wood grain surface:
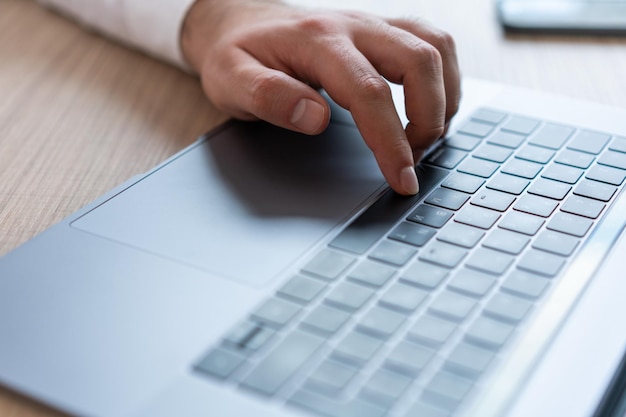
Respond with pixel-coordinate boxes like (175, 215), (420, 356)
(1, 0), (625, 415)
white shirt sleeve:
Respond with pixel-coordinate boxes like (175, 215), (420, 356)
(37, 0), (197, 69)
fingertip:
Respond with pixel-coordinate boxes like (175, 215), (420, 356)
(290, 98), (329, 134)
(399, 166), (419, 195)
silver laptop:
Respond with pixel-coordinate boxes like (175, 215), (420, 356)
(2, 77), (626, 417)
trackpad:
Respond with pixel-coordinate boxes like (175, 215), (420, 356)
(71, 121), (385, 287)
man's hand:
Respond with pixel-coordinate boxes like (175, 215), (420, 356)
(182, 0), (460, 195)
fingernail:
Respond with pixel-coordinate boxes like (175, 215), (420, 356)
(291, 98), (326, 134)
(400, 166), (420, 195)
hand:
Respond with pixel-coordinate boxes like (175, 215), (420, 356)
(182, 0), (460, 195)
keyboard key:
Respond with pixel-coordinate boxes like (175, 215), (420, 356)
(307, 360), (358, 393)
(465, 248), (515, 276)
(471, 108), (507, 125)
(561, 195), (605, 219)
(408, 204), (453, 228)
(541, 164), (584, 184)
(389, 222), (436, 247)
(513, 194), (559, 217)
(361, 368), (414, 406)
(278, 275), (327, 304)
(448, 268), (497, 297)
(423, 371), (473, 409)
(458, 121), (494, 137)
(501, 159), (543, 179)
(528, 124), (575, 150)
(457, 157), (500, 178)
(484, 293), (532, 323)
(195, 347), (247, 380)
(437, 222), (485, 248)
(401, 261), (450, 289)
(598, 150), (626, 170)
(302, 249), (355, 280)
(333, 331), (384, 365)
(609, 137), (626, 153)
(429, 291), (477, 322)
(385, 341), (435, 376)
(573, 179), (617, 202)
(473, 143), (513, 163)
(547, 212), (593, 237)
(487, 130), (525, 149)
(501, 270), (550, 299)
(527, 178), (572, 200)
(290, 389), (387, 417)
(555, 149), (595, 169)
(301, 304), (351, 335)
(426, 147), (468, 169)
(455, 205), (501, 229)
(379, 283), (429, 313)
(325, 281), (375, 312)
(465, 316), (514, 349)
(516, 145), (555, 164)
(482, 229), (530, 255)
(501, 116), (540, 135)
(348, 260), (396, 287)
(486, 173), (530, 195)
(224, 321), (274, 352)
(357, 306), (406, 339)
(567, 130), (611, 155)
(445, 343), (495, 377)
(426, 188), (471, 211)
(406, 402), (451, 417)
(252, 297), (302, 328)
(586, 164), (626, 186)
(518, 250), (565, 277)
(445, 133), (481, 151)
(499, 211), (545, 235)
(419, 241), (468, 268)
(442, 172), (485, 194)
(369, 240), (416, 266)
(242, 330), (324, 395)
(532, 230), (580, 257)
(471, 189), (516, 212)
(408, 315), (457, 346)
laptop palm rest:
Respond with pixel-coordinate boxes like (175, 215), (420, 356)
(71, 121), (386, 287)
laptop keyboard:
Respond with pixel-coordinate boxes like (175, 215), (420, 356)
(192, 108), (626, 417)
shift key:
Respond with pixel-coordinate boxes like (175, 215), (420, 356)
(241, 331), (324, 396)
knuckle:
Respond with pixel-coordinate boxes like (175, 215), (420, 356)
(430, 30), (457, 59)
(356, 74), (391, 102)
(295, 15), (341, 38)
(412, 43), (443, 71)
(248, 72), (285, 114)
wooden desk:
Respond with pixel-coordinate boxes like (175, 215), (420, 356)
(1, 0), (625, 415)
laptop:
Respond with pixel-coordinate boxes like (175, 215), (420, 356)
(2, 76), (626, 417)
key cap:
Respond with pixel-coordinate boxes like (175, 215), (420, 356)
(357, 306), (406, 339)
(427, 147), (468, 169)
(445, 342), (495, 377)
(457, 157), (499, 178)
(333, 331), (384, 365)
(448, 268), (497, 297)
(547, 212), (593, 237)
(423, 371), (474, 409)
(501, 159), (543, 179)
(278, 275), (327, 304)
(302, 249), (355, 280)
(252, 297), (301, 328)
(598, 150), (626, 170)
(473, 143), (513, 163)
(408, 204), (453, 228)
(532, 230), (580, 256)
(224, 321), (274, 352)
(348, 260), (396, 287)
(406, 401), (451, 417)
(541, 164), (584, 184)
(609, 137), (626, 153)
(242, 330), (324, 395)
(389, 222), (436, 247)
(361, 368), (414, 406)
(385, 341), (435, 376)
(586, 164), (626, 186)
(195, 347), (247, 380)
(466, 316), (514, 349)
(437, 222), (485, 248)
(567, 130), (611, 155)
(379, 283), (429, 313)
(486, 173), (530, 195)
(429, 291), (477, 322)
(561, 195), (605, 219)
(369, 240), (416, 266)
(527, 178), (571, 200)
(487, 130), (526, 149)
(301, 304), (351, 335)
(502, 270), (550, 299)
(514, 194), (559, 217)
(442, 172), (485, 194)
(401, 261), (450, 289)
(484, 293), (532, 323)
(518, 250), (565, 277)
(465, 248), (514, 276)
(290, 389), (387, 417)
(454, 205), (501, 229)
(458, 121), (494, 137)
(426, 188), (471, 210)
(471, 108), (507, 125)
(573, 179), (616, 202)
(501, 116), (540, 135)
(419, 241), (468, 268)
(516, 145), (555, 164)
(482, 229), (530, 255)
(555, 149), (595, 169)
(471, 189), (516, 212)
(325, 281), (375, 312)
(445, 133), (481, 151)
(528, 124), (574, 150)
(408, 315), (457, 346)
(307, 360), (358, 394)
(499, 211), (545, 235)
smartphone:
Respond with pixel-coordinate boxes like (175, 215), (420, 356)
(497, 0), (626, 35)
